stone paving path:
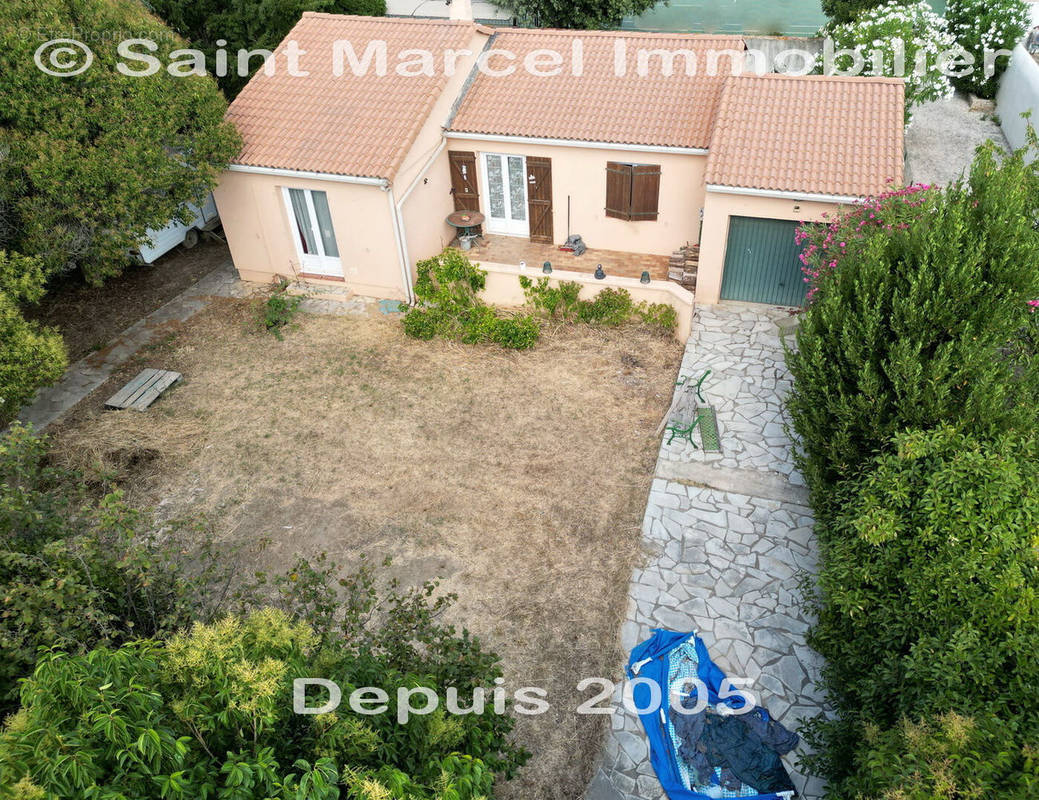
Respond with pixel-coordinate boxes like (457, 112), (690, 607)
(587, 304), (828, 800)
(15, 261), (378, 431)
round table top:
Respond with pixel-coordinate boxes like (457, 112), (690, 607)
(446, 211), (485, 228)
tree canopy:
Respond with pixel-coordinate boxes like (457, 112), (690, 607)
(147, 0), (387, 98)
(0, 0), (241, 285)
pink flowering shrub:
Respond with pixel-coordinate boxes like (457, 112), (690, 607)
(795, 182), (937, 302)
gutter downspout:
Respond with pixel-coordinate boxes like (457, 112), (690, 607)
(391, 137), (448, 306)
(386, 185), (415, 306)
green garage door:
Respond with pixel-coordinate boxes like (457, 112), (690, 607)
(720, 216), (808, 307)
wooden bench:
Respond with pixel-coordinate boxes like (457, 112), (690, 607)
(105, 369), (181, 411)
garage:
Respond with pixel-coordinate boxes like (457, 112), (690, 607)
(719, 216), (808, 307)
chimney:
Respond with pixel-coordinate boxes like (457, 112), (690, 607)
(449, 0), (473, 22)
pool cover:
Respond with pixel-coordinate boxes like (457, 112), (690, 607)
(626, 629), (798, 800)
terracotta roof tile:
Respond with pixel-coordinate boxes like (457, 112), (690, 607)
(227, 13), (480, 180)
(448, 29), (746, 149)
(704, 73), (905, 198)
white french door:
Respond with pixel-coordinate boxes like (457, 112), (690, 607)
(480, 153), (528, 237)
(283, 187), (342, 276)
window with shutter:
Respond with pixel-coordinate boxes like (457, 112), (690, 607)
(604, 162), (660, 221)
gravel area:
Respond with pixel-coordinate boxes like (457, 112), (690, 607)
(905, 93), (1009, 187)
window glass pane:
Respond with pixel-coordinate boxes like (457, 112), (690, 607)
(310, 190), (339, 258)
(508, 156), (526, 221)
(288, 189), (317, 254)
(486, 155), (505, 219)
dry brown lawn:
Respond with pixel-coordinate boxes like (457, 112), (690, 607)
(52, 298), (682, 800)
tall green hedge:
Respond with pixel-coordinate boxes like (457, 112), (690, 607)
(786, 142), (1039, 510)
(789, 140), (1039, 797)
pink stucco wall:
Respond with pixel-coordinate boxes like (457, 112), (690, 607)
(435, 137), (707, 256)
(213, 171), (406, 298)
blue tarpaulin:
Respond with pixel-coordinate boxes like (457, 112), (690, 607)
(626, 629), (797, 800)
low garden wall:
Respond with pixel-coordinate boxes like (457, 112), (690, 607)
(475, 261), (695, 342)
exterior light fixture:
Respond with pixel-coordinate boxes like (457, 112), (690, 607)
(519, 260), (526, 270)
(594, 264), (606, 280)
(640, 271), (651, 284)
(543, 261), (552, 274)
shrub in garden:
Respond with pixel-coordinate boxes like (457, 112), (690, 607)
(0, 609), (514, 799)
(786, 141), (1039, 501)
(802, 428), (1039, 795)
(844, 713), (1039, 799)
(822, 1), (954, 119)
(519, 276), (678, 334)
(945, 0), (1029, 98)
(254, 279), (304, 340)
(402, 249), (541, 349)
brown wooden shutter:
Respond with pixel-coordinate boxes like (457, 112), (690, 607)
(526, 156), (554, 244)
(448, 150), (480, 234)
(605, 162), (633, 220)
(630, 164), (661, 220)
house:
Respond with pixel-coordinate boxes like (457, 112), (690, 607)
(213, 11), (904, 336)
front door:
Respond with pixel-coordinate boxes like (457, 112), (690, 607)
(481, 153), (528, 236)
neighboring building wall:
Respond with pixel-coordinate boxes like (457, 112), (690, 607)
(397, 31), (489, 270)
(476, 260), (695, 341)
(214, 171), (405, 298)
(997, 44), (1039, 161)
(441, 137), (708, 255)
(696, 190), (844, 304)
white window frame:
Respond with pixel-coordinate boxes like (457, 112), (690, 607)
(479, 153), (529, 237)
(282, 186), (343, 277)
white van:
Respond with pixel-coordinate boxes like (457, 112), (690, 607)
(136, 194), (220, 264)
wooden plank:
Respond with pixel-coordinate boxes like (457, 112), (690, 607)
(130, 371), (181, 410)
(105, 369), (181, 410)
(105, 369), (159, 409)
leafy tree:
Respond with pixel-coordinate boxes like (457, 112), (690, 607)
(822, 1), (953, 119)
(945, 0), (1029, 98)
(0, 610), (516, 799)
(0, 0), (240, 284)
(786, 140), (1039, 506)
(489, 0), (656, 29)
(0, 254), (66, 426)
(147, 0), (387, 99)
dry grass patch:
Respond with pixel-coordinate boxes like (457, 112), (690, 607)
(52, 298), (682, 800)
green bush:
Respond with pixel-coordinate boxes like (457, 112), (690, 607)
(0, 609), (511, 799)
(576, 288), (635, 325)
(403, 249), (541, 350)
(787, 142), (1039, 506)
(255, 279), (304, 340)
(808, 429), (1039, 725)
(945, 0), (1030, 98)
(802, 429), (1039, 795)
(519, 276), (678, 335)
(839, 712), (1039, 799)
(0, 252), (67, 427)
